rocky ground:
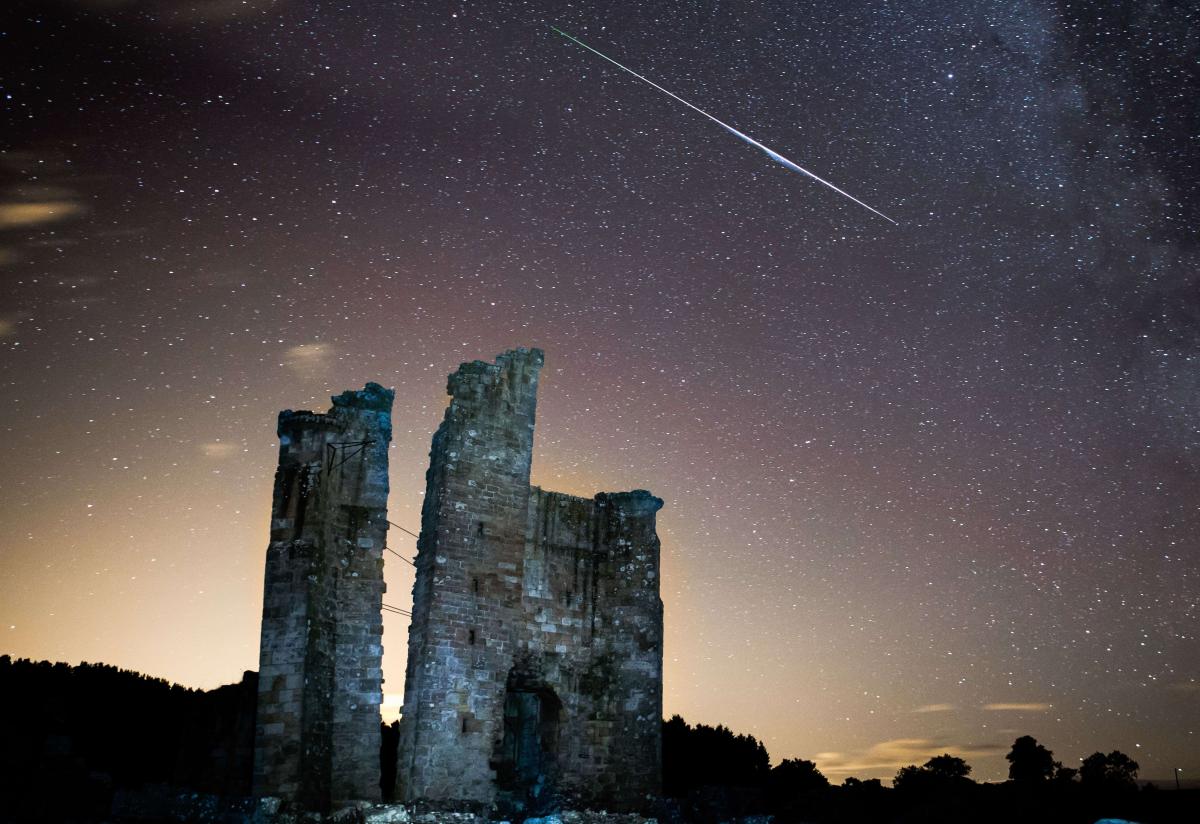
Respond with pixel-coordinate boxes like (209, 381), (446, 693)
(110, 790), (663, 824)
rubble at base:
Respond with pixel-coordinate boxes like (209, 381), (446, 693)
(111, 791), (660, 824)
(331, 804), (658, 824)
(362, 810), (655, 824)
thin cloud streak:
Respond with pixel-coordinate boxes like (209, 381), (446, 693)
(814, 738), (1006, 777)
(0, 201), (85, 230)
(200, 442), (239, 459)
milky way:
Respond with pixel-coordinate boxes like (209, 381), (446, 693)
(1, 0), (1197, 783)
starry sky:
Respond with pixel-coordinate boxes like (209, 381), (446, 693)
(2, 0), (1197, 784)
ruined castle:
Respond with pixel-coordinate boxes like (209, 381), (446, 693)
(253, 349), (664, 813)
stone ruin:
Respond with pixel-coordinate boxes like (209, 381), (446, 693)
(254, 349), (665, 815)
(253, 382), (393, 810)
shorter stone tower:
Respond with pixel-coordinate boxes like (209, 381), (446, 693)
(254, 383), (393, 810)
(397, 349), (664, 812)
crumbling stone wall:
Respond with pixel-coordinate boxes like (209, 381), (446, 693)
(254, 383), (394, 810)
(397, 349), (663, 812)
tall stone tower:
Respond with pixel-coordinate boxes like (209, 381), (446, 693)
(397, 349), (664, 813)
(253, 383), (393, 810)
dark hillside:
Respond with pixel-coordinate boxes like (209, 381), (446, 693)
(0, 655), (255, 820)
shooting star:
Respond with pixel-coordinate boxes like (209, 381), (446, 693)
(550, 25), (897, 226)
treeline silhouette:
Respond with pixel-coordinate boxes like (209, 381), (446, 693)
(0, 655), (255, 820)
(661, 714), (1192, 824)
(1, 657), (1191, 823)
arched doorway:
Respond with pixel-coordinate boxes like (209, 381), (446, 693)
(498, 685), (561, 811)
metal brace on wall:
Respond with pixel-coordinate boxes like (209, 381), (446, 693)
(324, 439), (375, 473)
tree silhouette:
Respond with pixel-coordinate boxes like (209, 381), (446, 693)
(767, 758), (829, 810)
(1079, 750), (1139, 789)
(1006, 735), (1057, 782)
(0, 655), (257, 819)
(892, 764), (930, 793)
(923, 754), (971, 780)
(661, 714), (771, 797)
(893, 754), (973, 795)
(1051, 764), (1078, 784)
(380, 720), (400, 802)
(770, 758), (829, 792)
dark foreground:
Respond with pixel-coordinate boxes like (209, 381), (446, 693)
(1, 657), (1192, 823)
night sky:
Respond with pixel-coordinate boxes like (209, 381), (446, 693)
(2, 0), (1197, 784)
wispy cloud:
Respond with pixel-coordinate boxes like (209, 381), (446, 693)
(284, 342), (335, 378)
(0, 154), (89, 236)
(0, 313), (21, 337)
(913, 703), (956, 713)
(814, 738), (1005, 777)
(0, 200), (85, 230)
(200, 442), (238, 459)
(983, 703), (1052, 712)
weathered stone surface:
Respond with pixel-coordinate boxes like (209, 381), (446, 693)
(254, 383), (394, 811)
(363, 804), (413, 824)
(397, 349), (664, 813)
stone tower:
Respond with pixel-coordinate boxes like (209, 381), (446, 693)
(253, 383), (393, 810)
(397, 349), (664, 812)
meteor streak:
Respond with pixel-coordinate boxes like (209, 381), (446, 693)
(550, 25), (897, 225)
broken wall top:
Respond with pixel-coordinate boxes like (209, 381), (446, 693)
(277, 382), (395, 439)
